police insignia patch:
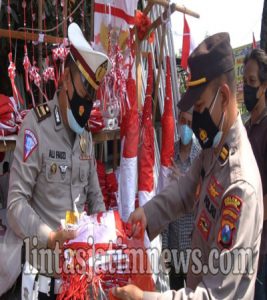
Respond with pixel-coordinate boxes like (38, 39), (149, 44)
(24, 129), (38, 162)
(217, 218), (236, 249)
(223, 195), (242, 214)
(197, 209), (211, 241)
(207, 176), (224, 207)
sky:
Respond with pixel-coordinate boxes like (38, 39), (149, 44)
(171, 0), (264, 54)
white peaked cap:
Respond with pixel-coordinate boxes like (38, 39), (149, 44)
(68, 22), (112, 90)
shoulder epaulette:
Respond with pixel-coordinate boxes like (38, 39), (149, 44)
(33, 103), (51, 122)
(218, 144), (229, 164)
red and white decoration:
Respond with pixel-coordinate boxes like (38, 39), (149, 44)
(118, 66), (139, 221)
(181, 14), (195, 71)
(138, 53), (155, 207)
(157, 56), (175, 193)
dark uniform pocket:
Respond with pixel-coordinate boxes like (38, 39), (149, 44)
(45, 159), (71, 184)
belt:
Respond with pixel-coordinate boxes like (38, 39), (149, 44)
(38, 275), (61, 295)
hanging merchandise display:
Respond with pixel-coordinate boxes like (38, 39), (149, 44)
(138, 52), (155, 207)
(157, 56), (175, 192)
(118, 57), (139, 222)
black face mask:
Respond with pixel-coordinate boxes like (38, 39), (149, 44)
(192, 89), (223, 149)
(243, 84), (259, 112)
(67, 71), (93, 128)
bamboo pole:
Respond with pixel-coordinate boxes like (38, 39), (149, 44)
(142, 2), (199, 42)
(38, 0), (43, 103)
(148, 0), (200, 19)
(153, 23), (166, 123)
(0, 29), (64, 44)
(136, 26), (142, 112)
(63, 0), (68, 37)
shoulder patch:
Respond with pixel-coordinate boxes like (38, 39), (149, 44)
(24, 129), (38, 162)
(217, 194), (242, 250)
(33, 103), (51, 122)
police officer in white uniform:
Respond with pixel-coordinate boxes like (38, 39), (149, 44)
(0, 23), (111, 299)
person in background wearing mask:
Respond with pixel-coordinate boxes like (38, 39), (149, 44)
(113, 32), (263, 300)
(162, 108), (201, 290)
(243, 48), (267, 300)
(0, 23), (111, 299)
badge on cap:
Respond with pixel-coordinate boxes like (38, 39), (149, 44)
(24, 129), (38, 162)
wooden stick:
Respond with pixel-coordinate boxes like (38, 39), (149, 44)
(0, 29), (64, 44)
(63, 0), (68, 37)
(135, 26), (142, 112)
(153, 24), (166, 123)
(143, 2), (154, 16)
(148, 0), (200, 18)
(38, 0), (43, 104)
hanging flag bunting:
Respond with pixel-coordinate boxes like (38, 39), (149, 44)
(138, 52), (154, 207)
(157, 56), (175, 193)
(181, 14), (195, 71)
(118, 64), (139, 222)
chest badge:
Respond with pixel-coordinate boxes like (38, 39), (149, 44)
(59, 165), (68, 179)
(79, 136), (87, 154)
(50, 163), (57, 174)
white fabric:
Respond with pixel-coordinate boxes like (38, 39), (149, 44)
(37, 275), (61, 295)
(21, 261), (38, 300)
(157, 165), (172, 193)
(65, 211), (118, 245)
(138, 190), (155, 207)
(118, 138), (137, 222)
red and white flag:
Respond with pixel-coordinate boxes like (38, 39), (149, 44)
(157, 56), (175, 193)
(181, 15), (195, 71)
(138, 53), (155, 207)
(93, 0), (138, 53)
(118, 67), (139, 221)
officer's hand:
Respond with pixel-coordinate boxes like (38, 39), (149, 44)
(127, 207), (147, 239)
(47, 229), (76, 249)
(112, 284), (143, 300)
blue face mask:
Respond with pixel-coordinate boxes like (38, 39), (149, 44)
(180, 124), (193, 145)
(67, 108), (84, 135)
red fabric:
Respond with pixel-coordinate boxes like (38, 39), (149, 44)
(88, 108), (105, 133)
(252, 32), (257, 49)
(120, 68), (139, 158)
(181, 15), (190, 70)
(58, 211), (155, 300)
(161, 57), (175, 167)
(134, 10), (155, 43)
(94, 3), (135, 25)
(138, 53), (154, 192)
